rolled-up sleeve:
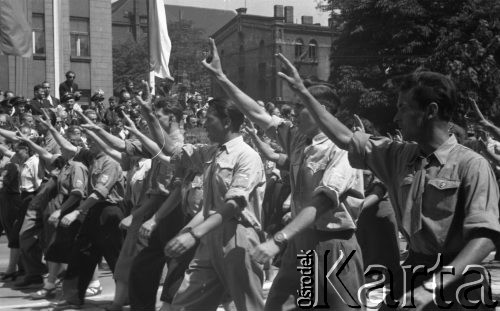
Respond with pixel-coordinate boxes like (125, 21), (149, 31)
(225, 151), (265, 209)
(124, 139), (148, 157)
(70, 162), (88, 197)
(313, 149), (364, 208)
(180, 144), (215, 173)
(462, 157), (500, 239)
(93, 160), (122, 200)
(348, 131), (415, 185)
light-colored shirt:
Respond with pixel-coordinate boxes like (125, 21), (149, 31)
(348, 132), (500, 255)
(19, 154), (43, 193)
(267, 116), (364, 232)
(178, 136), (266, 231)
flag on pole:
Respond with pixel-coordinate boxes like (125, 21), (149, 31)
(0, 0), (32, 57)
(149, 0), (173, 81)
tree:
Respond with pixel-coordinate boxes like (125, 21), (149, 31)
(112, 19), (211, 98)
(322, 0), (500, 133)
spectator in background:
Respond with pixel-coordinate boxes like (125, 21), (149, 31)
(280, 104), (295, 122)
(103, 97), (119, 126)
(31, 85), (50, 115)
(59, 71), (78, 96)
(264, 102), (280, 117)
(41, 81), (60, 109)
(4, 90), (15, 99)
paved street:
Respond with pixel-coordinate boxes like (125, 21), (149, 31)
(1, 234), (500, 310)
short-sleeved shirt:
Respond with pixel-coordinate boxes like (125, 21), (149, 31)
(19, 154), (44, 193)
(348, 132), (500, 255)
(54, 160), (88, 209)
(124, 129), (184, 196)
(121, 153), (151, 209)
(266, 116), (364, 232)
(87, 153), (125, 205)
(177, 136), (266, 231)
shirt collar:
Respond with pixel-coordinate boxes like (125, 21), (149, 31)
(311, 132), (329, 146)
(220, 135), (244, 154)
(431, 135), (458, 165)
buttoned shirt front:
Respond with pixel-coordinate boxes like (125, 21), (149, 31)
(178, 136), (266, 231)
(349, 133), (500, 255)
(267, 116), (364, 232)
(55, 160), (88, 209)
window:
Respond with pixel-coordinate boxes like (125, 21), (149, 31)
(32, 14), (45, 55)
(309, 40), (317, 59)
(294, 39), (303, 58)
(70, 18), (90, 57)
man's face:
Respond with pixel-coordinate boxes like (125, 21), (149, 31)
(393, 90), (426, 142)
(189, 117), (198, 127)
(16, 147), (29, 162)
(295, 105), (319, 138)
(86, 136), (100, 156)
(23, 116), (34, 127)
(66, 73), (75, 83)
(86, 113), (98, 123)
(67, 133), (82, 147)
(109, 100), (116, 108)
(42, 83), (50, 96)
(17, 105), (25, 114)
(204, 108), (226, 144)
(0, 115), (7, 127)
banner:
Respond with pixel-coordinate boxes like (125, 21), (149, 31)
(0, 0), (32, 57)
(149, 0), (173, 80)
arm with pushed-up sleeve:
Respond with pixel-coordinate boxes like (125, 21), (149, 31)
(126, 126), (171, 164)
(191, 149), (264, 238)
(84, 130), (122, 162)
(348, 131), (416, 186)
(247, 130), (289, 167)
(59, 162), (88, 213)
(76, 158), (122, 219)
(279, 149), (363, 239)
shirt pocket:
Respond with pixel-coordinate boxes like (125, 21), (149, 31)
(215, 161), (234, 188)
(423, 179), (460, 219)
(399, 175), (414, 213)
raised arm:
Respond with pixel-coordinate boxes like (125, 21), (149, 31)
(244, 121), (285, 163)
(16, 129), (54, 164)
(77, 110), (127, 152)
(39, 110), (77, 156)
(122, 113), (170, 164)
(276, 53), (353, 150)
(83, 128), (122, 162)
(470, 98), (500, 141)
(0, 144), (15, 158)
(202, 38), (273, 130)
(0, 128), (19, 142)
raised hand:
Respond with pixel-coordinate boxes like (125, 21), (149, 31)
(122, 112), (138, 132)
(394, 129), (403, 142)
(243, 119), (257, 136)
(201, 38), (224, 77)
(135, 80), (154, 113)
(14, 126), (29, 141)
(353, 114), (365, 133)
(469, 97), (493, 128)
(275, 53), (306, 92)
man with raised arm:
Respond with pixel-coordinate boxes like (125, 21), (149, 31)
(203, 38), (365, 310)
(275, 53), (500, 310)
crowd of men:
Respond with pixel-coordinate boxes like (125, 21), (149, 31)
(0, 38), (499, 311)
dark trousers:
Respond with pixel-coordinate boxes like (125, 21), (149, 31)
(0, 192), (22, 248)
(356, 199), (400, 274)
(128, 203), (184, 311)
(19, 179), (57, 278)
(63, 202), (124, 304)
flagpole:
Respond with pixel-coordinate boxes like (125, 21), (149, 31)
(146, 0), (155, 95)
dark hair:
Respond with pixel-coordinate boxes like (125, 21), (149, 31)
(61, 92), (74, 103)
(65, 70), (75, 78)
(34, 84), (43, 92)
(306, 83), (341, 116)
(394, 71), (457, 122)
(155, 98), (183, 122)
(281, 104), (293, 118)
(207, 98), (245, 132)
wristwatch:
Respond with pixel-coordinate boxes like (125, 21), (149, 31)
(273, 231), (288, 249)
(186, 227), (200, 241)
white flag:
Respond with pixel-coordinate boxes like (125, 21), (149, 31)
(149, 0), (172, 80)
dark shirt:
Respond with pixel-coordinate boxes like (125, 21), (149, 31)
(59, 81), (79, 96)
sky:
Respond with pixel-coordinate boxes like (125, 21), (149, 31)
(162, 0), (329, 26)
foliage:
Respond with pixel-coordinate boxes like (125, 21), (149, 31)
(322, 0), (500, 133)
(112, 19), (211, 98)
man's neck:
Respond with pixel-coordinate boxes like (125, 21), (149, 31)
(220, 132), (240, 145)
(418, 122), (450, 156)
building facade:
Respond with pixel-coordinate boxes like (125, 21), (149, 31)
(0, 0), (113, 102)
(211, 5), (335, 103)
